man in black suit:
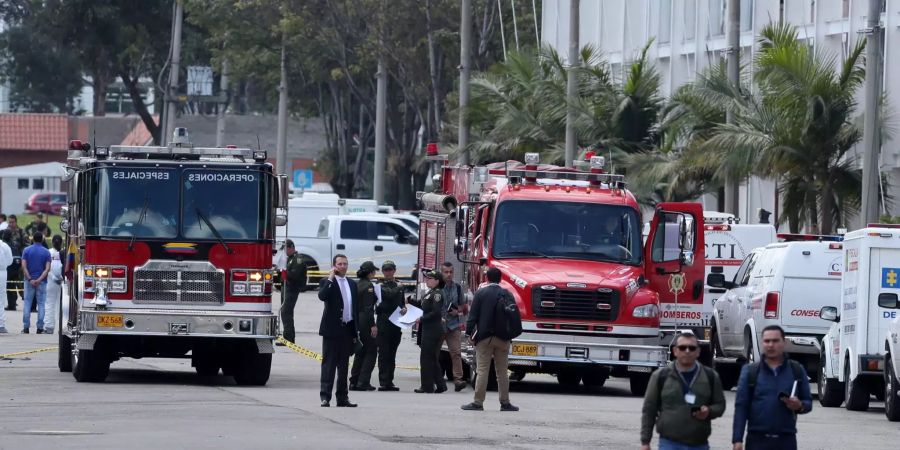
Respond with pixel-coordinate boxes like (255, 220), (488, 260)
(317, 254), (360, 407)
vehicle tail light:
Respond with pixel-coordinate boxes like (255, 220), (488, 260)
(232, 271), (247, 281)
(82, 265), (127, 293)
(111, 268), (126, 278)
(764, 292), (780, 319)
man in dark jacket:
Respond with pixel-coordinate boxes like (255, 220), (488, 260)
(350, 261), (379, 391)
(641, 332), (727, 450)
(376, 260), (405, 391)
(0, 215), (27, 311)
(279, 239), (306, 344)
(317, 254), (360, 407)
(461, 267), (518, 412)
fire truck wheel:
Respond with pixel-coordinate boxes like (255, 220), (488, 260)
(72, 348), (110, 383)
(194, 360), (220, 377)
(885, 356), (900, 421)
(233, 352), (272, 386)
(581, 369), (607, 388)
(58, 333), (73, 372)
(629, 373), (651, 396)
(556, 371), (581, 388)
(844, 361), (870, 411)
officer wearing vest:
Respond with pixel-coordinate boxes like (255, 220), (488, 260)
(375, 260), (405, 391)
(280, 239), (307, 344)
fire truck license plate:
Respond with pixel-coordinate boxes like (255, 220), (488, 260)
(512, 344), (538, 357)
(96, 314), (123, 328)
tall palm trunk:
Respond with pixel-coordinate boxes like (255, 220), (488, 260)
(818, 168), (835, 235)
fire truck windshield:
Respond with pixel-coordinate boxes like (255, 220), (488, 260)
(492, 200), (642, 265)
(84, 167), (179, 238)
(181, 169), (270, 240)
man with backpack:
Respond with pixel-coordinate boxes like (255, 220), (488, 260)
(641, 331), (726, 450)
(732, 325), (812, 450)
(461, 267), (520, 412)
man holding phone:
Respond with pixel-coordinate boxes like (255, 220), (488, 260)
(732, 325), (812, 450)
(641, 332), (726, 450)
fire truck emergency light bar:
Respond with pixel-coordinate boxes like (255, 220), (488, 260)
(506, 168), (625, 186)
(103, 145), (266, 161)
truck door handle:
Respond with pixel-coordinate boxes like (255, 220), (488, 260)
(336, 244), (345, 250)
(374, 246), (383, 251)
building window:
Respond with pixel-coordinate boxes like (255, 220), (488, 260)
(842, 0), (850, 18)
(709, 0), (725, 36)
(32, 179), (44, 190)
(659, 0), (672, 43)
(18, 178), (29, 189)
(741, 0), (754, 31)
(684, 0), (697, 40)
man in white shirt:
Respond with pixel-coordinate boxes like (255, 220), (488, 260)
(0, 239), (13, 332)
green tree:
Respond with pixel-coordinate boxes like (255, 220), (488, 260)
(0, 24), (83, 113)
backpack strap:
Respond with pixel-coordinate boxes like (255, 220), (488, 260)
(747, 359), (804, 397)
(655, 367), (670, 404)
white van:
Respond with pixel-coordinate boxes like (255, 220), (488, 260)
(819, 226), (900, 414)
(708, 235), (843, 388)
(884, 294), (900, 421)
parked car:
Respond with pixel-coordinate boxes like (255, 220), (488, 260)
(24, 192), (66, 215)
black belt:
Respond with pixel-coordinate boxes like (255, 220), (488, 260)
(749, 432), (793, 438)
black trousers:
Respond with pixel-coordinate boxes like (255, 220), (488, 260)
(280, 287), (300, 342)
(746, 433), (797, 450)
(6, 267), (19, 309)
(419, 329), (446, 392)
(320, 332), (354, 402)
(350, 332), (377, 387)
(377, 318), (402, 387)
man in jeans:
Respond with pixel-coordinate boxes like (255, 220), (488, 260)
(440, 262), (466, 391)
(641, 332), (727, 450)
(461, 267), (518, 412)
(20, 232), (51, 333)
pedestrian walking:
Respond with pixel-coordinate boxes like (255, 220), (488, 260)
(20, 232), (51, 334)
(44, 235), (65, 334)
(0, 238), (12, 333)
(350, 261), (379, 391)
(461, 267), (519, 411)
(0, 214), (26, 311)
(317, 254), (359, 408)
(279, 239), (306, 344)
(732, 325), (812, 450)
(408, 270), (447, 394)
(376, 260), (405, 391)
(440, 262), (467, 391)
(640, 332), (727, 450)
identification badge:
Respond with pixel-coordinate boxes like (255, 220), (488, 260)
(684, 392), (696, 404)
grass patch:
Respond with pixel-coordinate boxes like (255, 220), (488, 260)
(12, 214), (64, 238)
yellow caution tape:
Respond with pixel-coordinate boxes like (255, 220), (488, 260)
(0, 346), (58, 359)
(276, 336), (419, 371)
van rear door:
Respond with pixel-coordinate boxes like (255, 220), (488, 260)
(869, 247), (900, 355)
(779, 244), (843, 332)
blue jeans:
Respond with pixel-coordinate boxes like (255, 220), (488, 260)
(22, 280), (47, 330)
(658, 438), (710, 450)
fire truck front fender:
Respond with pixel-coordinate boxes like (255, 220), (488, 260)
(76, 309), (278, 342)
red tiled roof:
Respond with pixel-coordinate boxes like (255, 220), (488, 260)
(0, 113), (69, 151)
(121, 116), (158, 146)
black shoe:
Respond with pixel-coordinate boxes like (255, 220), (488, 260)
(461, 402), (484, 411)
(500, 403), (519, 412)
(275, 341), (286, 347)
(348, 385), (363, 391)
(358, 384), (376, 391)
(414, 388), (433, 394)
(435, 387), (448, 394)
(378, 385), (400, 392)
(454, 382), (467, 392)
(320, 400), (330, 407)
(336, 400), (357, 407)
(21, 329), (29, 334)
(36, 329), (44, 334)
(3, 307), (14, 311)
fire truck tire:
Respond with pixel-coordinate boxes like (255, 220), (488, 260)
(630, 373), (651, 396)
(844, 362), (870, 411)
(885, 356), (900, 422)
(581, 371), (607, 388)
(556, 371), (581, 388)
(233, 352), (272, 386)
(72, 348), (110, 383)
(58, 333), (73, 372)
(195, 361), (220, 377)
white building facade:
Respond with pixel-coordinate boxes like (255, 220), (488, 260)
(543, 0), (898, 228)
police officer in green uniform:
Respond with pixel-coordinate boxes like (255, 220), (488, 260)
(280, 239), (307, 344)
(411, 270), (447, 393)
(350, 261), (379, 391)
(376, 260), (405, 391)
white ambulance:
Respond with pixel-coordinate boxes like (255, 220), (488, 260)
(884, 294), (900, 421)
(819, 226), (900, 413)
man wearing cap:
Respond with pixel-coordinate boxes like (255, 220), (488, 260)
(350, 261), (380, 391)
(376, 260), (406, 391)
(279, 239), (306, 344)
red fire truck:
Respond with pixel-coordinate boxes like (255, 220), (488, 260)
(57, 129), (287, 385)
(417, 152), (704, 395)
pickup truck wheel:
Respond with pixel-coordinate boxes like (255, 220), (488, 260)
(630, 373), (651, 396)
(72, 348), (110, 383)
(233, 352), (272, 386)
(818, 350), (845, 407)
(886, 356), (900, 421)
(845, 362), (870, 411)
(556, 371), (581, 388)
(58, 332), (73, 372)
(744, 333), (757, 364)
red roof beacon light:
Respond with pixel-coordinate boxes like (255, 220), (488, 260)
(426, 142), (439, 156)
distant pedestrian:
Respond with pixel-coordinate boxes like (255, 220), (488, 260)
(641, 332), (727, 450)
(350, 261), (379, 391)
(20, 232), (51, 334)
(0, 238), (12, 333)
(732, 325), (812, 450)
(0, 214), (26, 311)
(440, 262), (467, 391)
(317, 254), (359, 408)
(44, 235), (65, 334)
(0, 213), (7, 231)
(375, 260), (405, 391)
(279, 239), (306, 344)
(409, 270), (447, 394)
(461, 267), (519, 411)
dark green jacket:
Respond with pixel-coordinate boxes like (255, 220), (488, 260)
(640, 362), (727, 446)
(285, 253), (307, 289)
(376, 279), (405, 323)
(416, 288), (444, 341)
(356, 278), (378, 331)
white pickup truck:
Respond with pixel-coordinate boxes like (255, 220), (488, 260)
(291, 214), (419, 280)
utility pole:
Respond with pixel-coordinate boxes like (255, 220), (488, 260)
(723, 0), (740, 215)
(861, 0), (885, 224)
(276, 31), (288, 176)
(374, 57), (387, 204)
(215, 58), (229, 147)
(458, 0), (472, 165)
(564, 0), (579, 168)
(162, 0), (184, 146)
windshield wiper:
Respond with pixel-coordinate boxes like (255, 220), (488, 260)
(499, 250), (550, 258)
(128, 195), (150, 252)
(196, 208), (233, 254)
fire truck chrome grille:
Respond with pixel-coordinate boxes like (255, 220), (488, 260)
(133, 265), (225, 305)
(531, 288), (619, 321)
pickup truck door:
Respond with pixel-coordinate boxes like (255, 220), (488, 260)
(720, 253), (754, 351)
(333, 219), (371, 268)
(372, 220), (419, 278)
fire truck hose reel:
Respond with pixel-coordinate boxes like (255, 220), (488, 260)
(420, 193), (457, 213)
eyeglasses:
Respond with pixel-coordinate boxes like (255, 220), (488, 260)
(676, 345), (699, 352)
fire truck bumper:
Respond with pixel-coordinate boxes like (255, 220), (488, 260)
(76, 308), (278, 339)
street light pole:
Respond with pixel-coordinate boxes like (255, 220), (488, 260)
(276, 30), (288, 176)
(215, 58), (228, 148)
(162, 0), (184, 146)
(564, 0), (579, 168)
(458, 0), (472, 165)
(724, 0), (740, 215)
(861, 0), (885, 224)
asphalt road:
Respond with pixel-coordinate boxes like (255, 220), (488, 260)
(1, 291), (899, 449)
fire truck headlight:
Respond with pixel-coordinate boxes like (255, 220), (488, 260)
(632, 304), (659, 318)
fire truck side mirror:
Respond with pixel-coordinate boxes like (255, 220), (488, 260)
(275, 214), (287, 227)
(276, 174), (289, 208)
(59, 206), (70, 234)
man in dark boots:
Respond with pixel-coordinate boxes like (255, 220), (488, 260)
(376, 260), (405, 391)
